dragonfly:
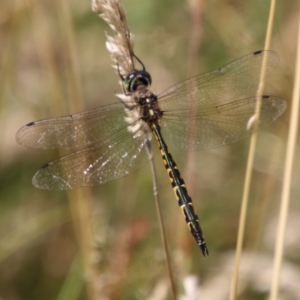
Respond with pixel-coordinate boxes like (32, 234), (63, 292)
(16, 50), (286, 256)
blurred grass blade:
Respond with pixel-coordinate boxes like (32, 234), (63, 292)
(269, 10), (300, 300)
(57, 255), (84, 300)
(230, 0), (278, 299)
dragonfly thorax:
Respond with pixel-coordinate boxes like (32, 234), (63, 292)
(133, 88), (162, 123)
(124, 69), (152, 92)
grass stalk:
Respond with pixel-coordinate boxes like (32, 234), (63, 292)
(93, 1), (177, 298)
(145, 143), (177, 300)
(230, 0), (277, 299)
(269, 12), (300, 300)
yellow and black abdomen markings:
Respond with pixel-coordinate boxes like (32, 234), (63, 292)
(151, 123), (209, 256)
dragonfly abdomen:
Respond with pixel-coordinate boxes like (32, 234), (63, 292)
(151, 123), (209, 256)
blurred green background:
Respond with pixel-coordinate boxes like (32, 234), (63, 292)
(0, 0), (299, 299)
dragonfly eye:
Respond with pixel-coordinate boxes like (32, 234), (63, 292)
(124, 70), (152, 92)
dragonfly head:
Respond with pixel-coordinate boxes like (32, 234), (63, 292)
(124, 70), (152, 92)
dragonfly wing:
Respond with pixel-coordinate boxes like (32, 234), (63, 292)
(32, 126), (151, 190)
(161, 96), (286, 150)
(158, 50), (279, 108)
(16, 102), (126, 149)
